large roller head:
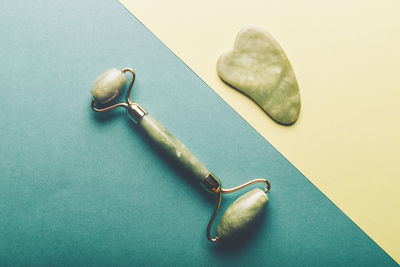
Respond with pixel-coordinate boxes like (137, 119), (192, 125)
(216, 188), (269, 240)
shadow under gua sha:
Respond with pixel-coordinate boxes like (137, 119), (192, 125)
(217, 26), (301, 125)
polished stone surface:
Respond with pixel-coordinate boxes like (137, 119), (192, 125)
(217, 188), (268, 239)
(0, 0), (396, 265)
(91, 68), (126, 104)
(217, 26), (300, 125)
(139, 114), (210, 183)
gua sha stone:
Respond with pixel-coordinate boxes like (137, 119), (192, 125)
(91, 68), (127, 104)
(216, 188), (269, 240)
(217, 26), (301, 125)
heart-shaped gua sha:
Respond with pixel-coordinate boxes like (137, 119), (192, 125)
(217, 26), (301, 125)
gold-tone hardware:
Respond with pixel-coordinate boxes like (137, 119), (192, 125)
(207, 192), (221, 243)
(91, 68), (137, 113)
(127, 103), (147, 124)
(90, 67), (273, 244)
(201, 173), (221, 194)
(221, 178), (271, 194)
(206, 178), (271, 243)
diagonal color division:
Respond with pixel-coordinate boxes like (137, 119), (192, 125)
(0, 0), (397, 265)
(119, 0), (400, 263)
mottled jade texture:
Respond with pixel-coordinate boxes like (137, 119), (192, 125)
(139, 115), (210, 182)
(217, 26), (301, 125)
(91, 68), (126, 104)
(216, 188), (268, 239)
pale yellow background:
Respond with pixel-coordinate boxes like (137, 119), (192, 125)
(120, 0), (400, 262)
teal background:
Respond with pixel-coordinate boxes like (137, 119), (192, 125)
(0, 0), (397, 266)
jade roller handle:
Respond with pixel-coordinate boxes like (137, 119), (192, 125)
(127, 104), (221, 194)
(91, 68), (270, 242)
(133, 111), (269, 241)
(90, 68), (221, 193)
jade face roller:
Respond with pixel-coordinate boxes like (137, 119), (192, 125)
(90, 68), (271, 242)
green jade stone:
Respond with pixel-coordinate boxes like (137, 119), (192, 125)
(90, 69), (270, 240)
(89, 68), (211, 184)
(217, 26), (301, 125)
(216, 188), (269, 240)
(138, 114), (210, 183)
(91, 68), (127, 104)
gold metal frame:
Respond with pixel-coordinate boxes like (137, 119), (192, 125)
(206, 178), (271, 242)
(90, 67), (272, 243)
(91, 68), (135, 112)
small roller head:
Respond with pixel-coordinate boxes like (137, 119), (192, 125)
(91, 68), (127, 104)
(216, 188), (268, 240)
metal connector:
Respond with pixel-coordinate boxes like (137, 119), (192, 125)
(201, 173), (221, 194)
(127, 103), (147, 124)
